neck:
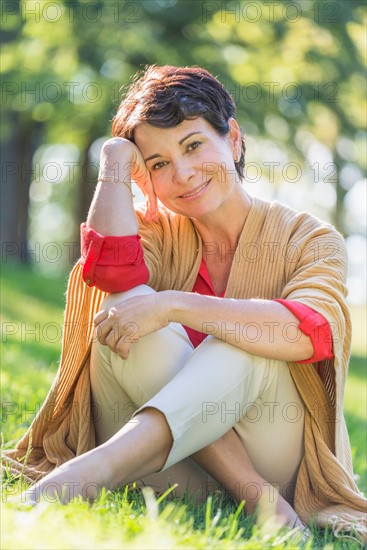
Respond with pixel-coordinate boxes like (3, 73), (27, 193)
(192, 187), (252, 252)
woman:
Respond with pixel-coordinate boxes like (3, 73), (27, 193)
(5, 65), (366, 542)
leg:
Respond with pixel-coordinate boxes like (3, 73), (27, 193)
(23, 407), (173, 503)
(192, 429), (305, 528)
(90, 285), (194, 444)
(24, 328), (302, 507)
(21, 284), (213, 504)
(134, 337), (304, 522)
(90, 285), (217, 498)
(137, 336), (288, 467)
(22, 324), (259, 504)
(233, 357), (305, 505)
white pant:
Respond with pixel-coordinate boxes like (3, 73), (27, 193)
(90, 285), (305, 503)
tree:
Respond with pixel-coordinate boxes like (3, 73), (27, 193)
(1, 0), (365, 272)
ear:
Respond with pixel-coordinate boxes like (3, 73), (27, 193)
(227, 118), (242, 158)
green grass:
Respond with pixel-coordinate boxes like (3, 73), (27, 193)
(1, 262), (366, 549)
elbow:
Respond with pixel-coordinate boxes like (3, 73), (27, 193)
(91, 264), (150, 293)
(289, 334), (315, 363)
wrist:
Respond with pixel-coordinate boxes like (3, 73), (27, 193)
(97, 176), (135, 198)
(99, 141), (135, 183)
(159, 290), (183, 324)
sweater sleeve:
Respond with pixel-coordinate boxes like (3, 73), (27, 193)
(80, 223), (149, 293)
(274, 299), (334, 364)
(279, 217), (350, 377)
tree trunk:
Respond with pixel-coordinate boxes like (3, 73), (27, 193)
(1, 112), (43, 264)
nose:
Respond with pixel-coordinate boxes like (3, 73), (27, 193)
(172, 158), (196, 186)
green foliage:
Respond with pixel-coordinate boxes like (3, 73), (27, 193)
(1, 0), (366, 273)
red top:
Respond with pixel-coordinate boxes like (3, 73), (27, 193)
(80, 223), (334, 364)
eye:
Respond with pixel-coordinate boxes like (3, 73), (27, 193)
(152, 161), (167, 171)
(187, 141), (201, 152)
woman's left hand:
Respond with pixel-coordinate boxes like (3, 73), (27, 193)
(94, 293), (170, 359)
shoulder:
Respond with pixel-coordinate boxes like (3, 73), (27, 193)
(263, 198), (345, 243)
(249, 196), (347, 267)
(269, 199), (334, 230)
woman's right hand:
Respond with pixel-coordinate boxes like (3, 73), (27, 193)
(99, 137), (158, 222)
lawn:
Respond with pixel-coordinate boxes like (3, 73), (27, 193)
(1, 262), (366, 549)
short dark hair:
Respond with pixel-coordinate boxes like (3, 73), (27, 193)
(112, 65), (246, 179)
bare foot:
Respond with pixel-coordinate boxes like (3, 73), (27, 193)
(274, 493), (306, 530)
(248, 488), (308, 535)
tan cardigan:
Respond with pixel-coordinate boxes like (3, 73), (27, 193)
(4, 197), (366, 542)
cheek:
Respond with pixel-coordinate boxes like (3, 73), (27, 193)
(151, 174), (170, 199)
(152, 180), (167, 200)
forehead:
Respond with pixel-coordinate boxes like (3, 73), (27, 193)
(134, 117), (214, 148)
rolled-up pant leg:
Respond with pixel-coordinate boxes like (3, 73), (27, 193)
(90, 285), (218, 498)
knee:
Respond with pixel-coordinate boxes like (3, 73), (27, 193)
(100, 284), (156, 310)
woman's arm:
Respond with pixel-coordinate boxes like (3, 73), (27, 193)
(162, 291), (314, 362)
(94, 290), (313, 362)
(86, 137), (157, 236)
(80, 138), (156, 291)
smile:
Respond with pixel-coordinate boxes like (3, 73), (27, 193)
(179, 180), (211, 199)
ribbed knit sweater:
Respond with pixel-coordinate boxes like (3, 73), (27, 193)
(4, 196), (366, 542)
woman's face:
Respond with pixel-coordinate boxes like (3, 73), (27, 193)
(134, 117), (242, 219)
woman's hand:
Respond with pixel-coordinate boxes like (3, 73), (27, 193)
(99, 137), (158, 222)
(94, 292), (170, 359)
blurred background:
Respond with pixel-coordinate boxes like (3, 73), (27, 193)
(1, 0), (366, 311)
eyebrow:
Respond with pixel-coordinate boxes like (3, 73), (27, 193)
(144, 132), (202, 163)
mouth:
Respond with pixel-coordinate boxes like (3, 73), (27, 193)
(179, 179), (211, 200)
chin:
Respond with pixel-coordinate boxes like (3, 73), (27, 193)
(158, 201), (183, 216)
(159, 196), (222, 219)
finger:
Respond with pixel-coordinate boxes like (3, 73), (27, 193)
(145, 193), (158, 223)
(104, 325), (121, 351)
(94, 309), (109, 326)
(96, 323), (109, 345)
(148, 192), (158, 220)
(145, 183), (157, 212)
(116, 339), (131, 360)
(144, 204), (153, 223)
(97, 320), (118, 346)
(105, 328), (131, 358)
(137, 166), (157, 221)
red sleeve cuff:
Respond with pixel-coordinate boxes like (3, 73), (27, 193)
(274, 299), (334, 364)
(80, 223), (149, 292)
